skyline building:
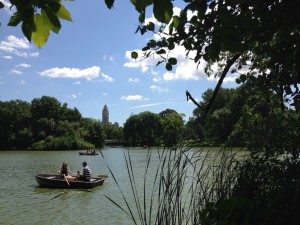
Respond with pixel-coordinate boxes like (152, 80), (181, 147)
(102, 104), (109, 124)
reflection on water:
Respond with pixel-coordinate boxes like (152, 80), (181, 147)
(0, 147), (243, 225)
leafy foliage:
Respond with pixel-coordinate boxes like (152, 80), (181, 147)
(5, 0), (72, 47)
(0, 96), (105, 150)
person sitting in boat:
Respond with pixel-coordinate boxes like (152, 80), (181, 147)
(60, 163), (69, 176)
(77, 161), (91, 181)
(60, 163), (75, 181)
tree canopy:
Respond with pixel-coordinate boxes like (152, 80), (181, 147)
(129, 0), (300, 114)
(2, 0), (299, 113)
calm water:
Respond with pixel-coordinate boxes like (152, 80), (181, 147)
(0, 147), (164, 225)
(0, 147), (242, 225)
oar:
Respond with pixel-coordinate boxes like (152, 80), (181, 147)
(64, 174), (70, 187)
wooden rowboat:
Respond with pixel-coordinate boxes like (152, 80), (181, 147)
(35, 174), (105, 189)
(79, 152), (99, 156)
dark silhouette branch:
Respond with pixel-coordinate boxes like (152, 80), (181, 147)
(186, 90), (205, 110)
(186, 53), (241, 116)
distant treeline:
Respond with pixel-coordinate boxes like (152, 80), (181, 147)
(0, 96), (121, 150)
(1, 83), (299, 150)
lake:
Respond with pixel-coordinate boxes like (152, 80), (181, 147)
(0, 147), (242, 225)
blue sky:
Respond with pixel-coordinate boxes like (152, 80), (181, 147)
(0, 0), (238, 126)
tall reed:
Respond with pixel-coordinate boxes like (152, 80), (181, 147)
(100, 146), (240, 225)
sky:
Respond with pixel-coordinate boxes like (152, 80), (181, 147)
(0, 0), (239, 126)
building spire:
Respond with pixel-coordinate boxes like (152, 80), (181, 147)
(102, 104), (109, 124)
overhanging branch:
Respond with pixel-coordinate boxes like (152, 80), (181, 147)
(186, 53), (241, 116)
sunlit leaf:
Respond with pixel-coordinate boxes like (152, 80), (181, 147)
(56, 4), (72, 21)
(42, 8), (61, 33)
(32, 14), (50, 48)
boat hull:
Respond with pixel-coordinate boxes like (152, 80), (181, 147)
(79, 152), (99, 156)
(35, 174), (104, 189)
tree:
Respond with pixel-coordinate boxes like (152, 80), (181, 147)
(123, 111), (163, 146)
(0, 0), (72, 48)
(0, 100), (32, 149)
(159, 109), (184, 147)
(128, 0), (300, 114)
(3, 1), (299, 109)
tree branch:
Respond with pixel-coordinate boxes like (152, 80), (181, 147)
(186, 53), (241, 116)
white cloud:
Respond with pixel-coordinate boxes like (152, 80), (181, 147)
(10, 70), (22, 75)
(66, 93), (82, 99)
(124, 50), (160, 72)
(153, 77), (161, 82)
(130, 101), (175, 109)
(103, 55), (114, 62)
(123, 7), (238, 84)
(16, 63), (31, 68)
(39, 66), (109, 81)
(121, 95), (149, 101)
(19, 79), (26, 85)
(2, 55), (12, 59)
(102, 93), (108, 96)
(0, 35), (39, 58)
(128, 78), (140, 83)
(74, 81), (81, 85)
(124, 45), (207, 81)
(149, 85), (168, 93)
(2, 0), (14, 14)
(100, 73), (114, 82)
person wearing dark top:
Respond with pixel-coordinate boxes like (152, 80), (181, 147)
(60, 163), (69, 176)
(60, 162), (75, 181)
(77, 162), (91, 181)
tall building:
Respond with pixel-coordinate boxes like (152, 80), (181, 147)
(102, 104), (109, 124)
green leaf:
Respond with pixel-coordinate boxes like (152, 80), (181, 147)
(42, 8), (61, 33)
(56, 4), (72, 21)
(240, 74), (247, 82)
(130, 0), (152, 13)
(153, 0), (173, 23)
(0, 2), (4, 8)
(147, 22), (155, 31)
(131, 51), (138, 59)
(168, 42), (175, 50)
(8, 12), (22, 27)
(142, 46), (150, 51)
(168, 57), (177, 65)
(156, 49), (166, 55)
(166, 62), (172, 71)
(21, 7), (35, 42)
(172, 16), (180, 29)
(138, 10), (145, 23)
(32, 14), (50, 48)
(148, 39), (156, 48)
(105, 0), (114, 9)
